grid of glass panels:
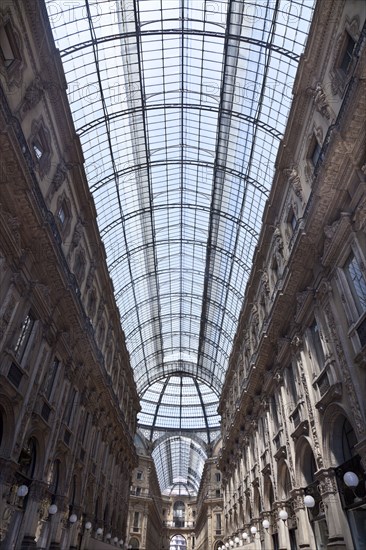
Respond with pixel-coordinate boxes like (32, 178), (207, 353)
(152, 435), (207, 495)
(139, 375), (220, 434)
(46, 0), (315, 494)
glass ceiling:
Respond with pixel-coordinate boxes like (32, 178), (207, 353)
(45, 0), (315, 494)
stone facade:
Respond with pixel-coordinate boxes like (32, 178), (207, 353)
(217, 1), (366, 549)
(0, 2), (140, 549)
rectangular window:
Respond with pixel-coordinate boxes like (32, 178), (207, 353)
(345, 253), (366, 315)
(14, 312), (35, 361)
(310, 319), (325, 368)
(215, 472), (221, 482)
(133, 511), (139, 531)
(7, 362), (23, 388)
(136, 471), (143, 480)
(82, 412), (90, 444)
(43, 357), (59, 401)
(0, 21), (20, 69)
(215, 513), (221, 530)
(340, 32), (355, 73)
(311, 139), (322, 167)
(57, 203), (66, 226)
(64, 388), (77, 426)
(286, 364), (298, 405)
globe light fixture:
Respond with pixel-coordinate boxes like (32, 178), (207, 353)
(230, 540), (234, 547)
(114, 537), (119, 543)
(250, 526), (257, 535)
(235, 536), (240, 545)
(106, 533), (112, 539)
(343, 471), (359, 488)
(242, 532), (248, 540)
(119, 540), (124, 547)
(262, 519), (270, 529)
(279, 510), (288, 522)
(17, 485), (29, 497)
(225, 543), (230, 548)
(48, 504), (58, 515)
(85, 521), (92, 530)
(304, 495), (315, 508)
(96, 527), (103, 536)
(69, 514), (77, 524)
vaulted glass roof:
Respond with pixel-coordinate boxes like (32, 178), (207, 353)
(45, 0), (315, 494)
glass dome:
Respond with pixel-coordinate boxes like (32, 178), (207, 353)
(45, 0), (315, 494)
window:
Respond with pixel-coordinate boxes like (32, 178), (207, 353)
(341, 418), (357, 462)
(81, 412), (90, 444)
(55, 195), (72, 238)
(0, 19), (20, 70)
(64, 388), (77, 427)
(345, 252), (366, 316)
(14, 312), (35, 362)
(339, 32), (355, 74)
(310, 137), (322, 167)
(133, 511), (139, 531)
(136, 487), (141, 496)
(309, 319), (325, 369)
(57, 203), (66, 227)
(215, 513), (221, 531)
(215, 472), (221, 482)
(30, 119), (52, 177)
(136, 471), (143, 480)
(286, 364), (298, 406)
(43, 357), (60, 401)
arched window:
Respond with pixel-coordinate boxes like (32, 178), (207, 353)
(170, 534), (187, 550)
(341, 418), (357, 463)
(173, 501), (185, 528)
(19, 437), (37, 478)
(48, 459), (60, 494)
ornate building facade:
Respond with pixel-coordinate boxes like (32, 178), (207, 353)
(0, 1), (140, 549)
(218, 0), (366, 549)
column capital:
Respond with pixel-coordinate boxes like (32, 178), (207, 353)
(315, 468), (338, 497)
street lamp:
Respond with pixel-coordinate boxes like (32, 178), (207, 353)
(250, 526), (257, 535)
(17, 485), (29, 497)
(304, 495), (315, 508)
(343, 471), (361, 502)
(69, 514), (77, 524)
(48, 504), (58, 515)
(262, 519), (270, 529)
(279, 510), (288, 522)
(234, 536), (240, 546)
(242, 532), (248, 541)
(85, 521), (92, 530)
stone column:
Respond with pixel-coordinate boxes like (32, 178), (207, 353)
(316, 468), (353, 550)
(48, 496), (68, 549)
(67, 505), (83, 549)
(291, 488), (316, 549)
(274, 502), (291, 550)
(19, 480), (48, 550)
(261, 511), (273, 550)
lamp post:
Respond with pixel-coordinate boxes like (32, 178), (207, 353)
(17, 485), (29, 497)
(343, 471), (361, 503)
